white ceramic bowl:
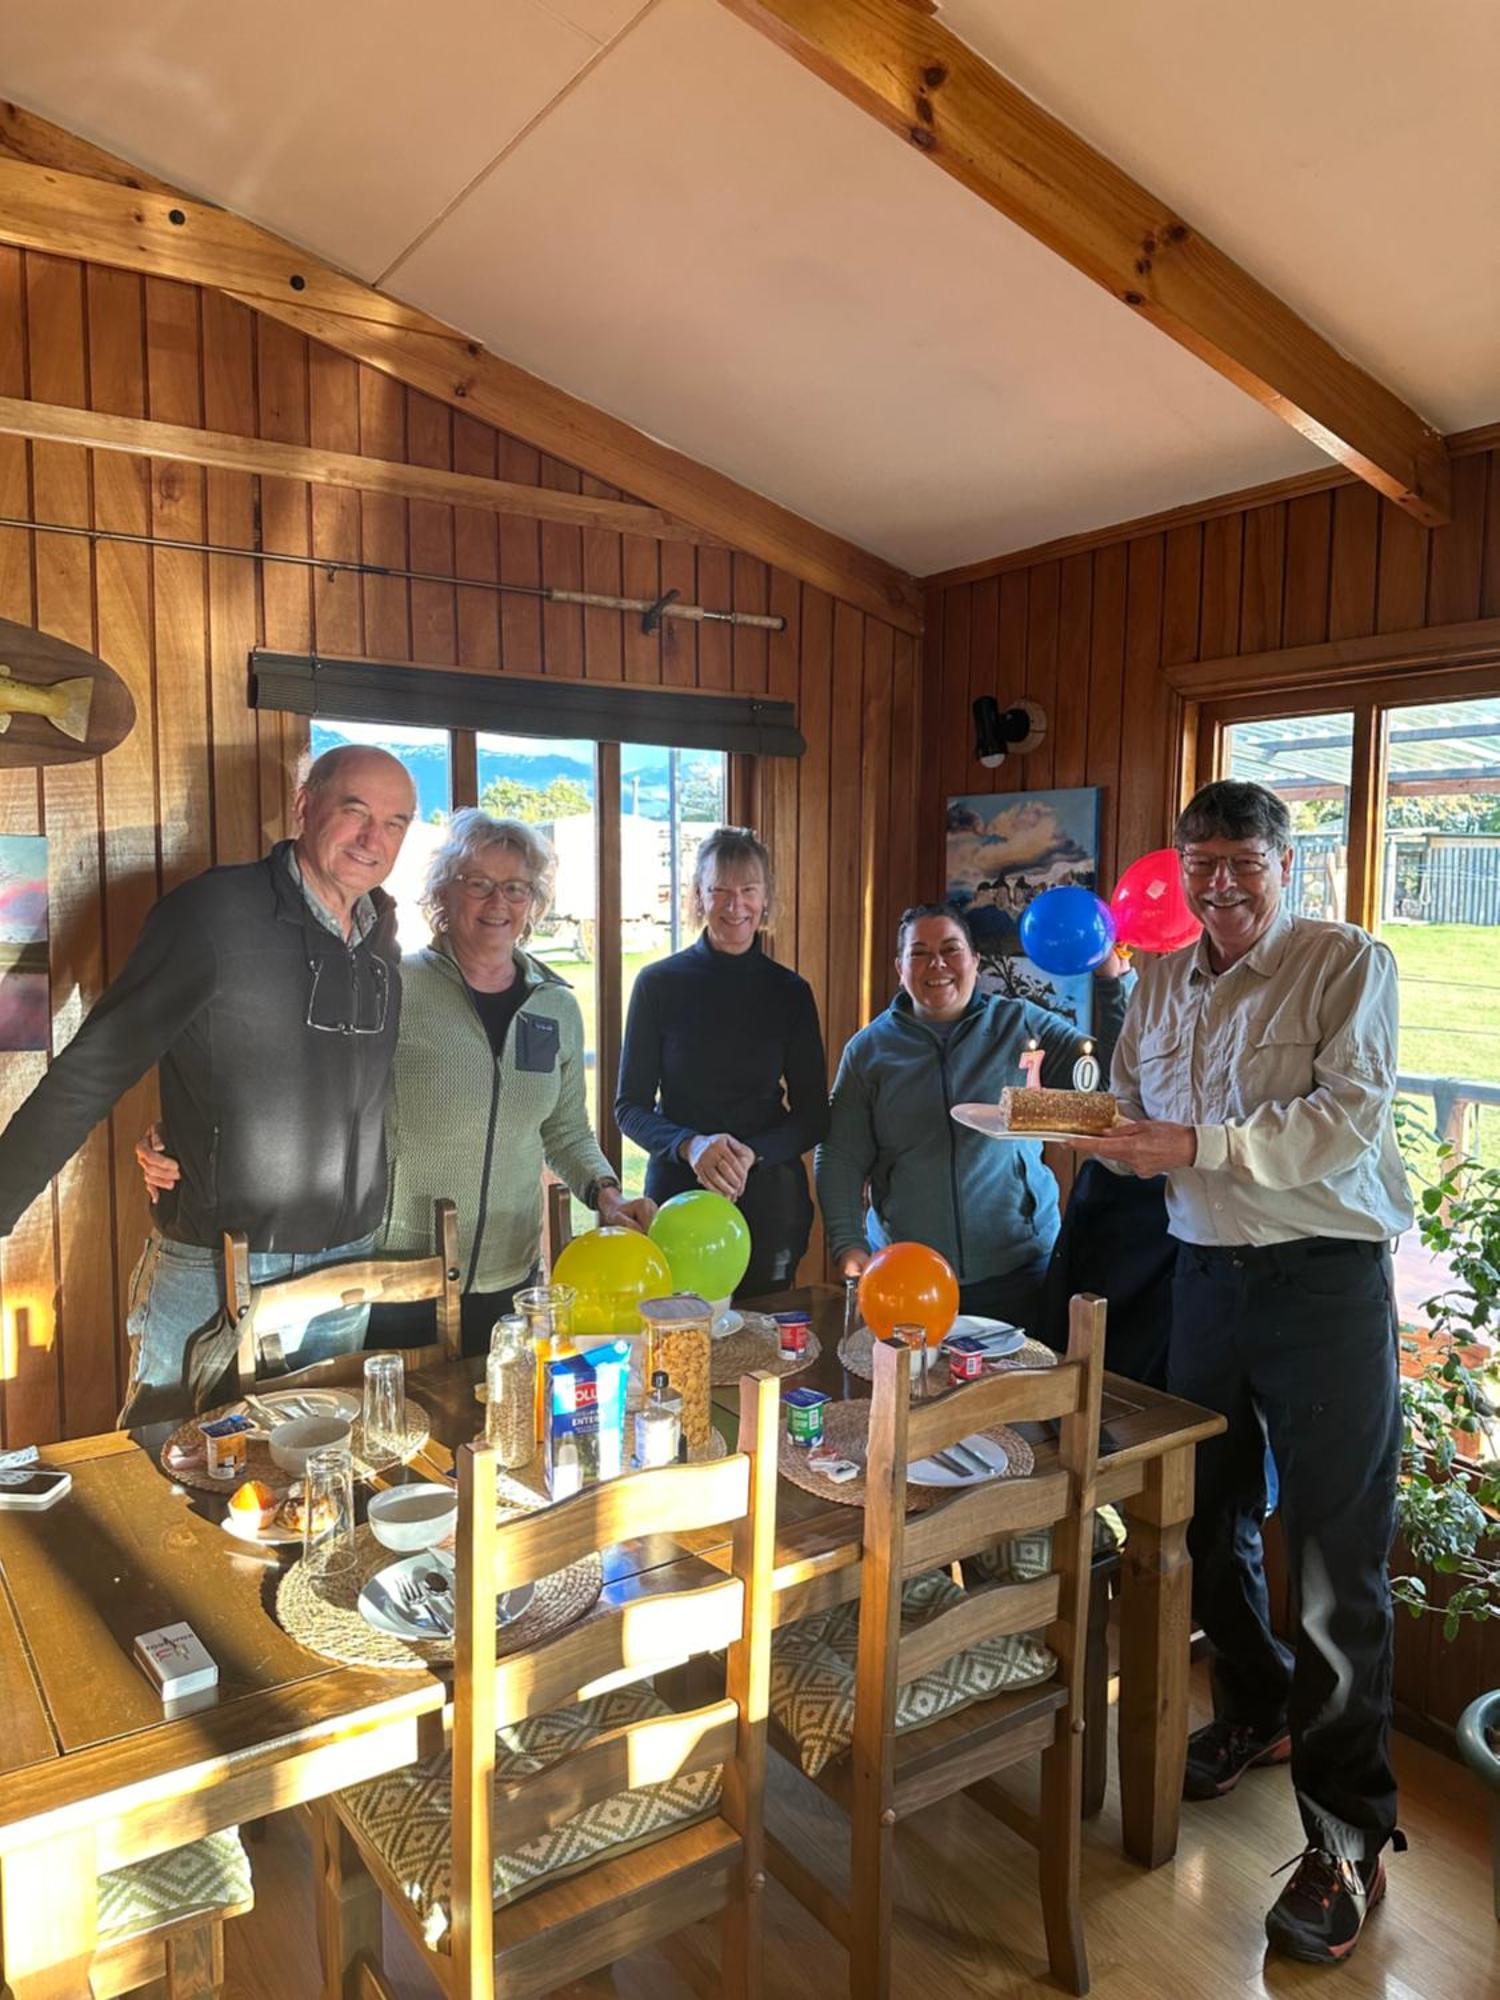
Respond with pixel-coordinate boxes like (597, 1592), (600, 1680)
(367, 1482), (458, 1553)
(267, 1415), (352, 1475)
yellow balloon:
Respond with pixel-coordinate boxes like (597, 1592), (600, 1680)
(552, 1227), (675, 1335)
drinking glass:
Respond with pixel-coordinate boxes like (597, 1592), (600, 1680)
(362, 1352), (406, 1466)
(302, 1445), (356, 1577)
(892, 1322), (932, 1392)
(516, 1284), (576, 1442)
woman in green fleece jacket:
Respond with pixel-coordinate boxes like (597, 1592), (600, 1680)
(139, 810), (652, 1356)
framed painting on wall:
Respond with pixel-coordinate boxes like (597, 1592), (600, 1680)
(945, 788), (1102, 1031)
(0, 834), (49, 1052)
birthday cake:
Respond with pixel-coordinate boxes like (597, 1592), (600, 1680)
(996, 1086), (1120, 1136)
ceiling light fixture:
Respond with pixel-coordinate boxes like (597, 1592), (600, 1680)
(972, 697), (1047, 769)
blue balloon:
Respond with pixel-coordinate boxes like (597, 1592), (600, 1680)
(1018, 887), (1116, 976)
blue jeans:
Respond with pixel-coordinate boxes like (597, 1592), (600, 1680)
(122, 1228), (375, 1422)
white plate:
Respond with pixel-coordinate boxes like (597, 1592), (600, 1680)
(951, 1103), (1109, 1144)
(907, 1432), (1011, 1489)
(233, 1387), (362, 1439)
(358, 1552), (535, 1641)
(220, 1509), (300, 1548)
(941, 1315), (1027, 1357)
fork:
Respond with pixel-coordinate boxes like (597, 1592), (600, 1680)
(393, 1572), (450, 1636)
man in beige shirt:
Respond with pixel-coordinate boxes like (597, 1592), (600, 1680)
(1076, 779), (1411, 1968)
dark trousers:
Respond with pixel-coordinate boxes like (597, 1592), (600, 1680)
(367, 1271), (538, 1361)
(647, 1155), (814, 1301)
(1170, 1237), (1401, 1859)
(959, 1253), (1051, 1336)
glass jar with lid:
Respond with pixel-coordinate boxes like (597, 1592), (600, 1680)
(637, 1294), (714, 1456)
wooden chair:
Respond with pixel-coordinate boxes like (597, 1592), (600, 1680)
(85, 1829), (254, 1998)
(222, 1197), (461, 1392)
(765, 1294), (1107, 1997)
(313, 1371), (782, 1999)
(543, 1173), (573, 1265)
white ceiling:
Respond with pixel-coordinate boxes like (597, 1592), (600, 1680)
(0, 0), (1493, 574)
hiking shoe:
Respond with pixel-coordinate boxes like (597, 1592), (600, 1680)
(1182, 1718), (1292, 1800)
(1265, 1848), (1386, 1963)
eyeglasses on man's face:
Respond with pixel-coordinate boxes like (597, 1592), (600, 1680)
(1180, 850), (1274, 881)
(454, 873), (534, 903)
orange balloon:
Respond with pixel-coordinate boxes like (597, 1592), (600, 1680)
(857, 1242), (960, 1348)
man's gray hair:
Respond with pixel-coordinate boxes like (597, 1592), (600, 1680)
(1175, 780), (1292, 852)
(421, 809), (558, 933)
(690, 825), (775, 923)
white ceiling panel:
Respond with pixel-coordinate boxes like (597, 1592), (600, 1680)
(938, 0), (1500, 432)
(0, 0), (603, 281)
(391, 0), (1321, 571)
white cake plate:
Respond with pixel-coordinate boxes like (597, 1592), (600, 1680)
(951, 1103), (1110, 1144)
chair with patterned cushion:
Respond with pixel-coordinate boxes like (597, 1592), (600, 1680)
(84, 1827), (254, 1998)
(766, 1293), (1107, 1998)
(313, 1371), (782, 2000)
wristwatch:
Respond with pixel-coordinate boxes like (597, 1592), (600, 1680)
(585, 1175), (621, 1211)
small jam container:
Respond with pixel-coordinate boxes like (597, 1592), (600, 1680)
(947, 1335), (989, 1386)
(199, 1412), (253, 1481)
(783, 1387), (829, 1447)
(772, 1310), (811, 1362)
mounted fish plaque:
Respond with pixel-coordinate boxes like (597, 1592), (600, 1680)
(0, 617), (135, 768)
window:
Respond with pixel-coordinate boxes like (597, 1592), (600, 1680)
(1225, 711), (1354, 922)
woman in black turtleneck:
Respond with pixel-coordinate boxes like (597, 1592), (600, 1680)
(615, 827), (828, 1297)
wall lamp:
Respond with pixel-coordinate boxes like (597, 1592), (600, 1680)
(972, 697), (1047, 769)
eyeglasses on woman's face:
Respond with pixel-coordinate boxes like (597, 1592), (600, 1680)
(453, 872), (534, 903)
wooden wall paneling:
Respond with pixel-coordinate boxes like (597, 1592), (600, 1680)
(764, 568), (800, 970)
(1281, 491), (1332, 649)
(28, 252), (106, 1446)
(994, 572), (1028, 795)
(495, 435), (542, 675)
(580, 476), (624, 684)
(620, 528), (662, 686)
(1023, 560), (1059, 792)
(255, 318), (313, 834)
(358, 366), (412, 665)
(917, 590), (943, 902)
(405, 389), (457, 668)
(0, 246), (52, 1448)
(1327, 484), (1380, 642)
(92, 267), (158, 1434)
(1051, 553), (1091, 789)
(857, 614), (893, 1024)
(1085, 544), (1127, 888)
(657, 540), (697, 689)
(695, 545), (733, 693)
(1198, 513), (1242, 660)
(451, 414), (501, 677)
(1114, 535), (1166, 871)
(200, 293), (261, 865)
(826, 601), (864, 1065)
(964, 577), (998, 798)
(307, 345), (364, 661)
(1160, 526), (1202, 673)
(1239, 503), (1286, 655)
(1425, 451), (1488, 629)
(795, 588), (833, 1042)
(731, 553), (769, 697)
(1481, 450), (1500, 619)
(538, 453), (583, 678)
(938, 583), (972, 806)
(1375, 498), (1429, 635)
(886, 629), (919, 976)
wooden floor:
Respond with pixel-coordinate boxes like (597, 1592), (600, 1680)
(204, 1668), (1498, 1999)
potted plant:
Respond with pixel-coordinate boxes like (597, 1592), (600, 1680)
(1392, 1111), (1500, 1910)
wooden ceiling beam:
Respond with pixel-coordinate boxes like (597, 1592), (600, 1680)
(0, 394), (718, 545)
(0, 114), (923, 634)
(718, 0), (1451, 528)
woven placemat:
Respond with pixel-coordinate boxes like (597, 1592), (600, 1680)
(837, 1326), (1057, 1390)
(777, 1397), (1034, 1511)
(161, 1399), (431, 1498)
(710, 1311), (821, 1386)
(275, 1513), (603, 1672)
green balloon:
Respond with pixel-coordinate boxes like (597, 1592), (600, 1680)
(648, 1190), (752, 1300)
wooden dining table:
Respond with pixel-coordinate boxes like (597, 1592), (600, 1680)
(0, 1284), (1222, 1996)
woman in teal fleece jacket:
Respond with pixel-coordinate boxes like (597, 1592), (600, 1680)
(815, 902), (1130, 1331)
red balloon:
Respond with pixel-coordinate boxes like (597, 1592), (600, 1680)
(858, 1241), (960, 1349)
(1109, 847), (1203, 953)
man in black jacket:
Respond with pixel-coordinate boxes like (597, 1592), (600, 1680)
(0, 744), (416, 1420)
